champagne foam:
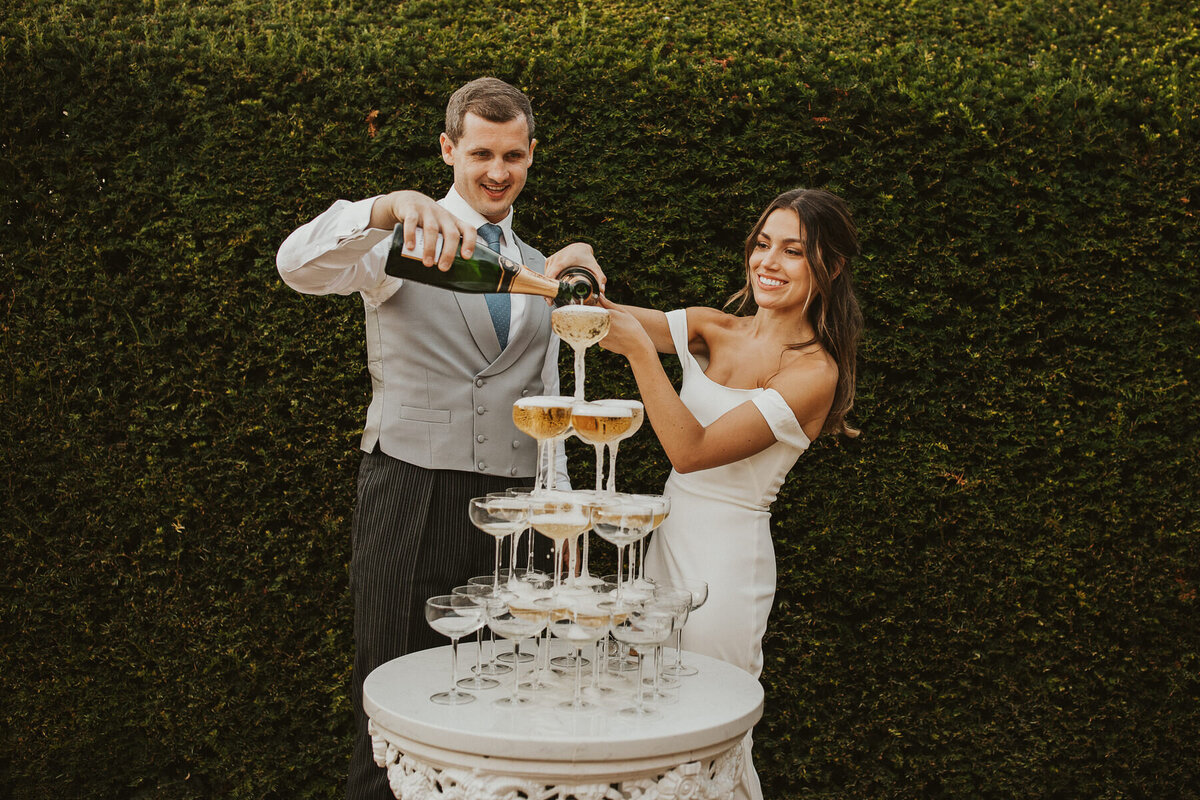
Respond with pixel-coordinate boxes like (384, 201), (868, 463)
(572, 401), (633, 417)
(514, 396), (575, 409)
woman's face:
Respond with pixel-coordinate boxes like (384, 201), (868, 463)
(748, 208), (814, 312)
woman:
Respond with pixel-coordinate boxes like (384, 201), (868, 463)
(598, 188), (863, 800)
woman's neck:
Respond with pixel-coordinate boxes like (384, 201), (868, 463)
(749, 305), (816, 346)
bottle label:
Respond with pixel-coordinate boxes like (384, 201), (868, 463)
(399, 228), (443, 260)
(496, 255), (521, 292)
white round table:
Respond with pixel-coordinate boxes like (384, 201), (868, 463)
(364, 642), (763, 800)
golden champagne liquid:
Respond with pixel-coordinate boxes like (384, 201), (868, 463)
(592, 510), (653, 546)
(595, 399), (644, 438)
(572, 405), (634, 445)
(530, 513), (590, 540)
(550, 305), (611, 349)
(512, 398), (573, 440)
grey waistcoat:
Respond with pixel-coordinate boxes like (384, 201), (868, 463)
(360, 237), (552, 478)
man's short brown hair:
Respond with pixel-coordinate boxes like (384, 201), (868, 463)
(444, 77), (535, 143)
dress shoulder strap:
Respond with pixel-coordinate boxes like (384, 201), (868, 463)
(665, 309), (700, 376)
(751, 388), (811, 451)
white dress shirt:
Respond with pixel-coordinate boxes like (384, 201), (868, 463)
(277, 188), (570, 486)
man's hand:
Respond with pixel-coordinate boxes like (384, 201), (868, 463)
(370, 190), (477, 272)
(545, 242), (607, 295)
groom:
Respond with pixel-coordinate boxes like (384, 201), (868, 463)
(276, 77), (603, 799)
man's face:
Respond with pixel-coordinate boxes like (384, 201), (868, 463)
(441, 112), (536, 223)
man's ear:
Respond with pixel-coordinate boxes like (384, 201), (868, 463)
(440, 132), (455, 165)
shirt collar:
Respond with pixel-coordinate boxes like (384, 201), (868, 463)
(441, 186), (515, 247)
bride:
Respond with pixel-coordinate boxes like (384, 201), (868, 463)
(560, 188), (863, 800)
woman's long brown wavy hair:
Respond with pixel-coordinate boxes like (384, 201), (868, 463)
(725, 188), (864, 437)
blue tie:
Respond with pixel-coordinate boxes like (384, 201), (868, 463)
(478, 223), (510, 349)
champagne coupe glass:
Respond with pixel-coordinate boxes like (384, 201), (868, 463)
(585, 577), (621, 696)
(644, 588), (693, 700)
(550, 597), (612, 710)
(463, 576), (515, 675)
(473, 572), (547, 665)
(628, 493), (671, 592)
(485, 595), (553, 707)
(550, 304), (610, 401)
(527, 491), (593, 595)
(662, 580), (709, 677)
(512, 396), (573, 493)
(611, 603), (675, 716)
(572, 401), (635, 493)
(566, 491), (608, 591)
(469, 495), (529, 592)
(502, 487), (547, 580)
(450, 584), (501, 690)
(594, 399), (644, 493)
(424, 594), (486, 705)
(592, 496), (656, 607)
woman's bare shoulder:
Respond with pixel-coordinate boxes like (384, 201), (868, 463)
(684, 306), (742, 335)
(767, 347), (839, 428)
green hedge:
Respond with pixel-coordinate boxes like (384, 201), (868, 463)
(2, 0), (1197, 797)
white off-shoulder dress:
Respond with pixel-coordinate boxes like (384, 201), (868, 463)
(643, 309), (811, 800)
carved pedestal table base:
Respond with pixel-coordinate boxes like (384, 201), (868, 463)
(364, 646), (763, 800)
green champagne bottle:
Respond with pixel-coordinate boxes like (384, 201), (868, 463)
(384, 226), (598, 306)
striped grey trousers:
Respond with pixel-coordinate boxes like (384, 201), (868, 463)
(345, 447), (539, 799)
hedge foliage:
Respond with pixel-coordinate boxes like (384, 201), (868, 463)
(2, 0), (1197, 797)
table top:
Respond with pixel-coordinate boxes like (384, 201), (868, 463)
(364, 642), (763, 763)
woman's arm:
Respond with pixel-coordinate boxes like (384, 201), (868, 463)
(603, 299), (674, 354)
(599, 306), (836, 472)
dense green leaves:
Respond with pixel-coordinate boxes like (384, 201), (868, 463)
(3, 0), (1198, 797)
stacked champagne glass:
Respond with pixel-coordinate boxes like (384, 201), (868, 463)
(422, 303), (709, 713)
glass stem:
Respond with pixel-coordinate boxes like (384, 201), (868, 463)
(534, 438), (545, 493)
(581, 529), (591, 579)
(606, 441), (619, 493)
(573, 345), (585, 401)
(542, 439), (555, 492)
(475, 630), (485, 678)
(614, 545), (625, 606)
(574, 648), (584, 706)
(553, 540), (563, 591)
(635, 652), (646, 712)
(512, 641), (523, 703)
(493, 538), (502, 592)
(591, 640), (602, 687)
(449, 637), (461, 697)
(674, 629), (684, 670)
(593, 443), (604, 492)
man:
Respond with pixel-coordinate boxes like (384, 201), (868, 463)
(276, 77), (602, 799)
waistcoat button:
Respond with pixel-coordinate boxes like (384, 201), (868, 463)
(477, 434), (486, 443)
(476, 406), (486, 415)
(476, 378), (485, 387)
(510, 467), (518, 476)
(512, 440), (520, 449)
(478, 461), (486, 470)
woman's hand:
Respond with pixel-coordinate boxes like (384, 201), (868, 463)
(597, 296), (655, 359)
